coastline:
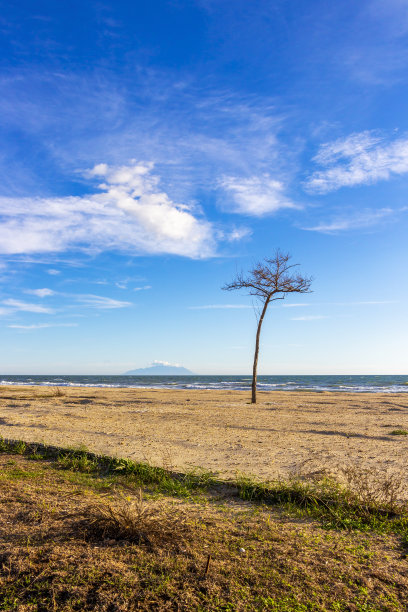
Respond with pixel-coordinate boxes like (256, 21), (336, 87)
(1, 385), (407, 487)
(1, 373), (408, 393)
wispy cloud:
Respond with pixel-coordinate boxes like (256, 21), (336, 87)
(75, 294), (132, 309)
(0, 162), (215, 259)
(219, 175), (298, 216)
(1, 290), (135, 316)
(305, 131), (408, 193)
(114, 280), (152, 291)
(2, 299), (54, 314)
(133, 285), (152, 292)
(8, 323), (78, 330)
(224, 226), (252, 241)
(0, 70), (290, 205)
(302, 207), (401, 233)
(189, 304), (252, 310)
(191, 300), (397, 313)
(25, 288), (55, 297)
(339, 1), (408, 86)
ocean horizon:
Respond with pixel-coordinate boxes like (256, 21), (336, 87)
(1, 374), (407, 393)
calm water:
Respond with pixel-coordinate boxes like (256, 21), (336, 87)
(0, 374), (407, 393)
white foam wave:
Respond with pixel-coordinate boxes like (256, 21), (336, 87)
(1, 378), (407, 393)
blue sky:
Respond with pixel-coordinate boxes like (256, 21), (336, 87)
(0, 0), (407, 374)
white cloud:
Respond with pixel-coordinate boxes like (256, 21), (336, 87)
(225, 227), (252, 241)
(0, 291), (133, 317)
(189, 304), (252, 310)
(48, 269), (60, 275)
(133, 285), (152, 291)
(306, 131), (408, 193)
(8, 323), (78, 330)
(75, 294), (132, 309)
(219, 174), (298, 216)
(0, 162), (215, 259)
(25, 288), (55, 297)
(2, 299), (54, 314)
(114, 281), (151, 291)
(0, 71), (288, 199)
(152, 360), (180, 367)
(303, 208), (398, 232)
(313, 132), (383, 166)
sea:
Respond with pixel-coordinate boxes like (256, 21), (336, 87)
(0, 374), (407, 393)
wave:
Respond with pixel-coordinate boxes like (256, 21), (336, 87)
(1, 375), (408, 393)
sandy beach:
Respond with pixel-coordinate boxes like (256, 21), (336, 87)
(0, 385), (407, 483)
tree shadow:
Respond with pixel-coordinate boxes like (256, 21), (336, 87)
(300, 429), (395, 441)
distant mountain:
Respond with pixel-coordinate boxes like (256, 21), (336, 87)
(124, 364), (194, 375)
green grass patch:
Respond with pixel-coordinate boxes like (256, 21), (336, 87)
(1, 436), (408, 537)
(236, 471), (408, 534)
(0, 437), (218, 498)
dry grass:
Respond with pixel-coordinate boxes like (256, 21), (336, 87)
(289, 453), (408, 514)
(341, 465), (407, 514)
(86, 491), (192, 549)
(32, 386), (66, 399)
(0, 452), (408, 611)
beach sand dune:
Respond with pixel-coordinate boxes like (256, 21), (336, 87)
(0, 385), (407, 485)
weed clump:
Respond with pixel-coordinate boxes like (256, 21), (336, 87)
(86, 490), (192, 549)
(341, 465), (406, 514)
(236, 466), (408, 532)
(32, 386), (66, 399)
(57, 452), (99, 473)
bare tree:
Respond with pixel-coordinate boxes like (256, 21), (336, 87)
(223, 250), (312, 404)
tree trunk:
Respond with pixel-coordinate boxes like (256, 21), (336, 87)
(251, 298), (269, 404)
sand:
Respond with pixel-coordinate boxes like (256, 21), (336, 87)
(0, 385), (407, 484)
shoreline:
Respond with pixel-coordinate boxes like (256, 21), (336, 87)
(1, 374), (408, 395)
(1, 385), (407, 489)
(1, 382), (408, 394)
